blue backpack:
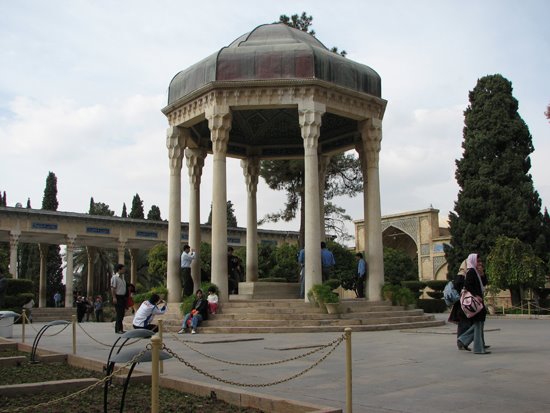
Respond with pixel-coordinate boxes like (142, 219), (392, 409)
(443, 281), (460, 306)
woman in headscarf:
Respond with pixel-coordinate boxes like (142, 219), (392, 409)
(457, 253), (490, 354)
(448, 259), (472, 350)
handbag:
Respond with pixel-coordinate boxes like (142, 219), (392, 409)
(460, 289), (484, 318)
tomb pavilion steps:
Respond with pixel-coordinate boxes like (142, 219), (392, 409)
(146, 298), (445, 334)
(28, 307), (77, 322)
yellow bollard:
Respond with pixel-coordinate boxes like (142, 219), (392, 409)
(158, 319), (164, 374)
(151, 335), (161, 413)
(345, 327), (352, 413)
(21, 309), (26, 343)
(72, 315), (77, 355)
(528, 300), (531, 316)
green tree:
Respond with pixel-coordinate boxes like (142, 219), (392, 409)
(147, 205), (162, 221)
(0, 190), (6, 206)
(261, 153), (362, 245)
(129, 194), (145, 219)
(206, 200), (238, 227)
(486, 236), (546, 306)
(88, 197), (115, 216)
(41, 172), (63, 304)
(121, 203), (128, 218)
(445, 74), (547, 277)
(383, 247), (418, 285)
(269, 243), (300, 281)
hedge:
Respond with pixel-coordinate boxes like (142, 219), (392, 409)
(417, 298), (447, 313)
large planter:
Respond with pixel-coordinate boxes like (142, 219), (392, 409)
(324, 302), (341, 314)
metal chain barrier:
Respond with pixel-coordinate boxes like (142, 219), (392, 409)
(0, 314), (22, 327)
(170, 332), (343, 366)
(21, 312), (70, 337)
(0, 345), (150, 413)
(162, 333), (345, 388)
(76, 323), (141, 348)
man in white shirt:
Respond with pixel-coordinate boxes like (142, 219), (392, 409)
(180, 245), (195, 297)
(132, 294), (167, 332)
(110, 264), (127, 334)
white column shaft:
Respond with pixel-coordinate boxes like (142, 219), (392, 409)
(166, 127), (187, 303)
(129, 248), (138, 286)
(65, 236), (76, 307)
(86, 246), (95, 296)
(242, 158), (259, 282)
(38, 244), (47, 308)
(9, 232), (20, 279)
(299, 102), (325, 302)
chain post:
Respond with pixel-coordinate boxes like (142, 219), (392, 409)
(344, 327), (352, 413)
(528, 300), (531, 316)
(151, 335), (161, 413)
(21, 309), (26, 343)
(158, 319), (164, 374)
(72, 314), (77, 355)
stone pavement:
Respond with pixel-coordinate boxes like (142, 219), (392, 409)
(5, 314), (550, 413)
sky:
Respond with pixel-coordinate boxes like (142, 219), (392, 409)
(1, 0), (549, 245)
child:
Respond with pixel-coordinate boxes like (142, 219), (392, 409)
(207, 287), (218, 315)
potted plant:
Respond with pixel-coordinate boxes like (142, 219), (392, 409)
(323, 291), (341, 314)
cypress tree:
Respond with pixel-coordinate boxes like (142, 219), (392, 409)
(445, 74), (546, 277)
(147, 205), (162, 221)
(121, 203), (128, 218)
(129, 194), (145, 219)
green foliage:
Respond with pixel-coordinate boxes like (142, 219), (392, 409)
(0, 242), (8, 275)
(401, 280), (427, 299)
(393, 287), (416, 308)
(417, 298), (447, 313)
(42, 171), (58, 211)
(88, 197), (115, 216)
(269, 243), (300, 281)
(121, 203), (128, 218)
(199, 242), (211, 282)
(446, 74), (547, 277)
(129, 193), (145, 219)
(324, 278), (341, 290)
(180, 282), (218, 315)
(383, 247), (418, 285)
(486, 236), (546, 306)
(147, 243), (168, 285)
(6, 279), (33, 295)
(257, 243), (276, 279)
(206, 200), (238, 227)
(327, 240), (355, 287)
(425, 280), (447, 291)
(426, 291), (444, 299)
(147, 205), (162, 221)
(381, 283), (400, 305)
(132, 284), (168, 306)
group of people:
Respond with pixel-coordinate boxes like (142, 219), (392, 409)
(448, 253), (491, 355)
(75, 295), (103, 322)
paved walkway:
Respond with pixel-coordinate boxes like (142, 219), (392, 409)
(4, 314), (550, 412)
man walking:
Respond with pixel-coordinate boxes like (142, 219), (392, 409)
(355, 253), (367, 298)
(180, 245), (196, 297)
(110, 264), (127, 334)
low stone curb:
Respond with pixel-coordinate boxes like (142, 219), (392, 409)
(0, 378), (98, 397)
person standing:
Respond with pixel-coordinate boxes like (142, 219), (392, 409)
(94, 296), (104, 322)
(320, 242), (336, 282)
(110, 264), (127, 334)
(53, 291), (62, 308)
(448, 259), (472, 350)
(180, 245), (196, 297)
(298, 248), (305, 298)
(227, 247), (242, 295)
(0, 270), (7, 309)
(457, 254), (490, 354)
(355, 253), (367, 298)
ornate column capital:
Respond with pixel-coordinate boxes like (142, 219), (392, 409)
(205, 105), (232, 155)
(359, 118), (383, 167)
(185, 148), (207, 189)
(298, 102), (325, 152)
(9, 231), (20, 249)
(166, 126), (189, 171)
(65, 234), (77, 251)
(241, 157), (260, 195)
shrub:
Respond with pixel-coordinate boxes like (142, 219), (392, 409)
(381, 283), (401, 305)
(426, 291), (444, 299)
(425, 280), (447, 291)
(401, 280), (427, 299)
(417, 298), (447, 313)
(6, 279), (33, 295)
(324, 278), (341, 290)
(394, 287), (416, 307)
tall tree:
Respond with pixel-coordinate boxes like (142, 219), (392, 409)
(121, 203), (128, 218)
(545, 104), (550, 121)
(445, 74), (547, 278)
(206, 200), (238, 227)
(41, 172), (63, 304)
(129, 194), (145, 219)
(147, 205), (162, 221)
(0, 191), (6, 206)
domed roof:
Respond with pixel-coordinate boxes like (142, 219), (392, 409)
(167, 23), (381, 105)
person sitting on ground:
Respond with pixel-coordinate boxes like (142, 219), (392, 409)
(207, 287), (219, 314)
(178, 289), (208, 334)
(132, 293), (167, 333)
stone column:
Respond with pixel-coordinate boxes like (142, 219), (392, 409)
(38, 243), (47, 308)
(9, 231), (20, 279)
(318, 154), (331, 241)
(299, 101), (325, 302)
(65, 235), (76, 307)
(359, 118), (384, 301)
(129, 248), (138, 286)
(241, 157), (260, 282)
(206, 104), (232, 302)
(117, 241), (126, 266)
(86, 246), (96, 296)
(166, 126), (188, 303)
(186, 148), (207, 293)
